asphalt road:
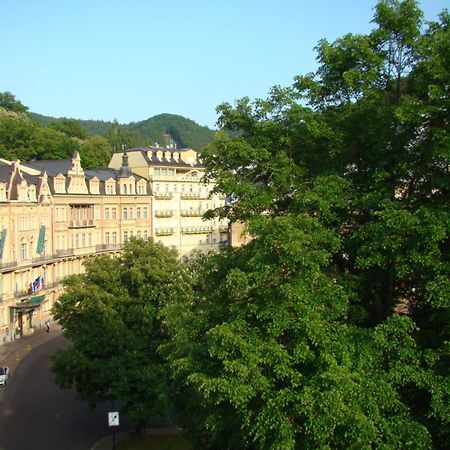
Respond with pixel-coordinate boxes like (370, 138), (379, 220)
(0, 331), (130, 450)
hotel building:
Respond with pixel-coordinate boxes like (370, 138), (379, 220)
(0, 147), (228, 344)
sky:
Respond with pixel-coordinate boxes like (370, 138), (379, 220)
(0, 0), (447, 129)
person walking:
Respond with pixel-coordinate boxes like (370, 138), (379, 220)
(45, 320), (50, 333)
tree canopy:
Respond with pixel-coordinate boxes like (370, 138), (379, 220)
(51, 238), (193, 430)
(0, 91), (28, 113)
(164, 1), (449, 447)
(0, 104), (111, 168)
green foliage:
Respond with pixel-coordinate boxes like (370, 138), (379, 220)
(124, 114), (215, 150)
(48, 118), (88, 139)
(52, 238), (192, 429)
(31, 112), (216, 151)
(163, 218), (435, 449)
(79, 135), (112, 168)
(0, 91), (28, 113)
(171, 1), (449, 447)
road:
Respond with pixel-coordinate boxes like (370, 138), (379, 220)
(0, 330), (130, 450)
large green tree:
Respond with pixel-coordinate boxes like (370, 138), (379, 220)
(164, 214), (441, 448)
(167, 1), (449, 447)
(52, 238), (192, 431)
(79, 135), (112, 168)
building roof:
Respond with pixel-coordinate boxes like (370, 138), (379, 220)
(22, 159), (73, 177)
(116, 147), (204, 168)
(85, 167), (145, 182)
(0, 165), (12, 183)
(84, 168), (118, 181)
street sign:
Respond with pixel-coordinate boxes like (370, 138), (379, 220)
(108, 411), (120, 427)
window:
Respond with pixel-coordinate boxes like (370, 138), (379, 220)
(129, 208), (134, 219)
(105, 207), (110, 220)
(123, 208), (128, 219)
(137, 207), (141, 219)
(105, 232), (110, 244)
(143, 207), (148, 219)
(137, 230), (141, 238)
(123, 231), (128, 242)
(143, 230), (148, 240)
(20, 243), (27, 260)
(75, 234), (80, 248)
(82, 233), (86, 247)
(112, 208), (117, 219)
(112, 232), (117, 244)
(123, 184), (127, 194)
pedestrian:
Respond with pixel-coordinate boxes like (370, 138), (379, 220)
(46, 320), (50, 333)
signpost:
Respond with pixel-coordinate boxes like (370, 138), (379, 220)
(108, 411), (120, 427)
(108, 409), (119, 449)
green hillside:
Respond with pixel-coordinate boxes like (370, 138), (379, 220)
(29, 112), (216, 150)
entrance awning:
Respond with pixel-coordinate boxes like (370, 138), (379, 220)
(9, 295), (45, 318)
(30, 295), (45, 304)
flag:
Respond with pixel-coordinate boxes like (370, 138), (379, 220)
(0, 228), (6, 258)
(32, 276), (44, 292)
(36, 225), (46, 255)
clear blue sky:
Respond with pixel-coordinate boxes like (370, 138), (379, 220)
(0, 0), (447, 129)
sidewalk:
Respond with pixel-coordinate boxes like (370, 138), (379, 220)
(0, 323), (61, 364)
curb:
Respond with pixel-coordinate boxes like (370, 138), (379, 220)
(91, 427), (183, 450)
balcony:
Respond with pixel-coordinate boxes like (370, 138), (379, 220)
(155, 228), (175, 236)
(95, 244), (123, 252)
(154, 192), (173, 199)
(155, 210), (174, 218)
(180, 192), (204, 200)
(32, 254), (57, 264)
(13, 280), (62, 300)
(181, 226), (212, 235)
(180, 209), (206, 217)
(68, 219), (95, 228)
(0, 260), (18, 271)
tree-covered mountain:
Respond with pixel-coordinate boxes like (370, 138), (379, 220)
(29, 112), (216, 150)
(1, 93), (216, 168)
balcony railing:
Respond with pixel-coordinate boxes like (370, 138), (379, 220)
(55, 248), (75, 257)
(154, 192), (173, 199)
(155, 228), (175, 236)
(0, 260), (18, 271)
(180, 192), (205, 199)
(181, 226), (212, 235)
(13, 280), (62, 299)
(180, 209), (206, 217)
(32, 254), (56, 264)
(95, 244), (123, 252)
(68, 219), (95, 228)
(155, 210), (174, 218)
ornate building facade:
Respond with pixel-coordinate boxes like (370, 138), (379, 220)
(0, 147), (228, 344)
(108, 146), (228, 255)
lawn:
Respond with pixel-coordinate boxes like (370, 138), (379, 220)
(117, 433), (193, 450)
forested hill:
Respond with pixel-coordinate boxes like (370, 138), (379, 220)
(29, 112), (216, 150)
